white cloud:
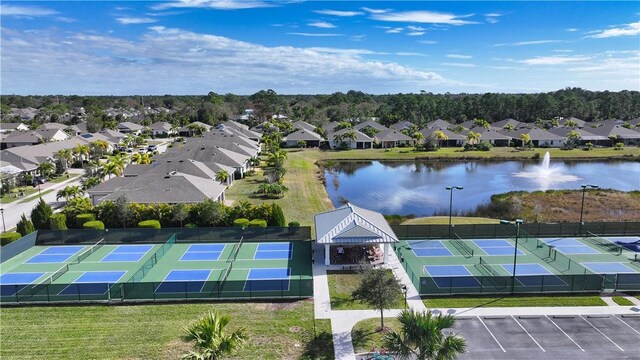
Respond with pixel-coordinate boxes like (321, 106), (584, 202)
(307, 21), (336, 29)
(486, 17), (499, 24)
(0, 4), (58, 17)
(1, 26), (452, 94)
(518, 55), (590, 65)
(361, 7), (388, 14)
(493, 40), (564, 47)
(587, 22), (640, 38)
(566, 28), (578, 32)
(396, 52), (429, 57)
(553, 49), (573, 53)
(568, 52), (640, 76)
(446, 54), (472, 59)
(287, 32), (342, 37)
(385, 27), (403, 34)
(418, 40), (438, 45)
(153, 0), (274, 11)
(484, 13), (502, 17)
(442, 62), (476, 68)
(485, 13), (501, 24)
(371, 11), (478, 25)
(349, 34), (366, 41)
(314, 9), (364, 17)
(406, 31), (425, 36)
(116, 17), (158, 25)
(407, 25), (426, 31)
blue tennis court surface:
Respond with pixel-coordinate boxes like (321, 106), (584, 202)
(581, 262), (638, 274)
(155, 269), (211, 293)
(499, 263), (567, 286)
(253, 243), (292, 260)
(424, 265), (480, 288)
(473, 239), (524, 256)
(543, 238), (599, 254)
(101, 245), (153, 262)
(409, 240), (452, 257)
(180, 244), (225, 261)
(59, 271), (126, 295)
(244, 268), (290, 291)
(26, 246), (85, 264)
(0, 272), (46, 296)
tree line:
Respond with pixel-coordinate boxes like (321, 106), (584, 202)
(2, 88), (639, 129)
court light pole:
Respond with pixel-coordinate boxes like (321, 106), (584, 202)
(500, 219), (523, 294)
(0, 208), (5, 233)
(579, 184), (599, 236)
(402, 285), (408, 310)
(446, 186), (463, 238)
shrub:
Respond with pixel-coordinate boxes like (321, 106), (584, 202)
(83, 220), (105, 230)
(614, 142), (624, 150)
(31, 198), (53, 230)
(288, 221), (300, 227)
(184, 223), (198, 228)
(233, 218), (250, 227)
(49, 213), (68, 230)
(1, 232), (22, 246)
(138, 220), (161, 229)
(269, 204), (286, 226)
(16, 214), (35, 236)
(476, 141), (493, 151)
(75, 213), (96, 228)
(248, 219), (267, 227)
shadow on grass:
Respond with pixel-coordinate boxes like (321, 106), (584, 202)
(300, 331), (335, 360)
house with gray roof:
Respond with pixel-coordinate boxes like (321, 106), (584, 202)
(420, 127), (465, 147)
(65, 122), (89, 136)
(558, 117), (586, 128)
(157, 142), (250, 177)
(314, 203), (398, 266)
(148, 122), (174, 137)
(328, 128), (373, 149)
(588, 124), (640, 145)
(500, 128), (566, 147)
(389, 121), (416, 131)
(217, 121), (261, 142)
(40, 122), (68, 131)
(117, 121), (145, 134)
(11, 108), (39, 121)
(425, 119), (453, 130)
(0, 123), (29, 133)
(354, 120), (388, 133)
(374, 129), (414, 148)
(292, 120), (316, 133)
(463, 127), (512, 146)
(548, 127), (610, 146)
(1, 131), (43, 149)
(493, 118), (523, 130)
(283, 129), (322, 148)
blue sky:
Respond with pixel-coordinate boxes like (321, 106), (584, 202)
(1, 1), (639, 95)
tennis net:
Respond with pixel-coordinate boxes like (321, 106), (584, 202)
(477, 257), (502, 278)
(16, 263), (70, 300)
(586, 232), (623, 255)
(232, 236), (243, 261)
(74, 238), (105, 264)
(452, 234), (474, 257)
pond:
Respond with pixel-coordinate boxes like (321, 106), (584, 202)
(324, 159), (640, 216)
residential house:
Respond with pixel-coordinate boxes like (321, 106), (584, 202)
(117, 121), (145, 134)
(11, 107), (39, 121)
(0, 123), (29, 133)
(389, 121), (416, 132)
(548, 127), (610, 146)
(283, 129), (323, 147)
(463, 127), (512, 146)
(328, 128), (373, 149)
(354, 120), (388, 133)
(217, 121), (261, 142)
(424, 119), (453, 130)
(493, 118), (523, 130)
(420, 127), (465, 147)
(0, 128), (68, 149)
(148, 122), (175, 137)
(178, 121), (213, 137)
(292, 120), (316, 133)
(588, 124), (640, 146)
(558, 117), (586, 128)
(65, 122), (89, 136)
(374, 129), (414, 148)
(500, 128), (565, 147)
(40, 122), (68, 131)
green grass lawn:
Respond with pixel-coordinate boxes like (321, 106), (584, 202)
(17, 188), (54, 204)
(612, 296), (635, 306)
(423, 295), (607, 308)
(0, 188), (38, 205)
(0, 301), (333, 360)
(402, 216), (500, 225)
(49, 173), (80, 184)
(327, 270), (405, 310)
(351, 317), (401, 354)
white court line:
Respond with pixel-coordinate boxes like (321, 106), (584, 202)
(580, 316), (624, 352)
(511, 316), (545, 352)
(544, 316), (584, 352)
(616, 316), (640, 336)
(477, 316), (506, 353)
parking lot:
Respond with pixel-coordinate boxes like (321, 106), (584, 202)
(448, 314), (640, 359)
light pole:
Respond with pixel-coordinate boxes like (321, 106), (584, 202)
(446, 186), (463, 238)
(501, 219), (523, 294)
(0, 208), (5, 233)
(579, 184), (598, 236)
(401, 285), (408, 310)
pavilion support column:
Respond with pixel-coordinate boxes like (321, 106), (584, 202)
(383, 243), (389, 264)
(325, 244), (331, 266)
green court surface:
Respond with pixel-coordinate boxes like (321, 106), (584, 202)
(395, 233), (640, 296)
(1, 238), (313, 304)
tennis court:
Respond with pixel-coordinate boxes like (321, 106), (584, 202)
(473, 239), (525, 256)
(0, 232), (313, 303)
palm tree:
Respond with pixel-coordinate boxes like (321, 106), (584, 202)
(81, 176), (101, 190)
(473, 118), (490, 129)
(54, 149), (73, 171)
(411, 131), (424, 150)
(131, 153), (142, 164)
(383, 310), (467, 360)
(56, 185), (84, 201)
(182, 310), (247, 360)
(267, 150), (287, 168)
(102, 161), (124, 179)
(90, 140), (109, 159)
(332, 133), (344, 146)
(519, 133), (532, 148)
(37, 162), (56, 179)
(73, 144), (90, 162)
(433, 130), (448, 149)
(466, 131), (481, 147)
(215, 170), (230, 184)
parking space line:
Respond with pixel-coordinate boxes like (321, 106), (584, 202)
(616, 316), (640, 335)
(511, 316), (545, 352)
(580, 316), (624, 352)
(477, 316), (506, 353)
(545, 316), (584, 352)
